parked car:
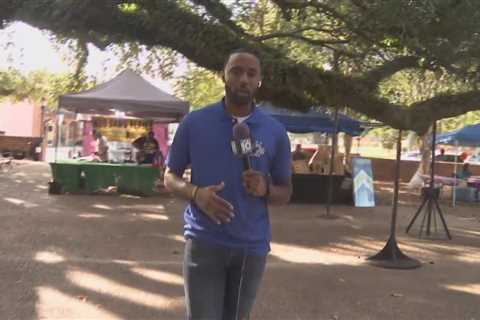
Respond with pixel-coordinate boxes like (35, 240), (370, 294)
(401, 151), (421, 161)
(466, 153), (480, 164)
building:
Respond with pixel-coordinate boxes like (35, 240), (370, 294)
(0, 100), (42, 137)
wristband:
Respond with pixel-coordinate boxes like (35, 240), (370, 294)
(191, 185), (199, 202)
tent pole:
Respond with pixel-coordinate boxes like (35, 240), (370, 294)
(326, 107), (339, 217)
(452, 141), (458, 207)
(54, 108), (60, 163)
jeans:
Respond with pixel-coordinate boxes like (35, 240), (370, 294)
(183, 238), (267, 320)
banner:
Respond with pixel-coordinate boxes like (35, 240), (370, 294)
(352, 157), (375, 207)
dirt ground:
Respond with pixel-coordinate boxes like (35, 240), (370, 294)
(0, 161), (479, 320)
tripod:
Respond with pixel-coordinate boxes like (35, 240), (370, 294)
(405, 122), (452, 240)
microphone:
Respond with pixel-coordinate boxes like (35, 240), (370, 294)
(232, 122), (253, 170)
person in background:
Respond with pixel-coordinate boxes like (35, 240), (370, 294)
(457, 162), (473, 180)
(459, 151), (469, 163)
(133, 131), (164, 165)
(292, 144), (307, 160)
(435, 148), (447, 161)
(93, 130), (109, 162)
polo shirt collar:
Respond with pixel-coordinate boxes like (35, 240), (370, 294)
(218, 97), (262, 125)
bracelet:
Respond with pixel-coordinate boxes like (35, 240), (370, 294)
(191, 185), (199, 202)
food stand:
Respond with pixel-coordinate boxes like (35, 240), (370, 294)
(50, 69), (189, 196)
(258, 102), (364, 204)
(436, 123), (480, 205)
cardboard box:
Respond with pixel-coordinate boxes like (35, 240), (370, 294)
(293, 160), (311, 174)
(318, 155), (344, 175)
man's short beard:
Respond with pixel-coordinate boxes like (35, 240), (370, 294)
(225, 84), (255, 106)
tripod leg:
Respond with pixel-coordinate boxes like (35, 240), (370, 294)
(433, 201), (438, 234)
(406, 196), (428, 233)
(433, 198), (452, 240)
(418, 200), (429, 238)
(426, 198), (433, 236)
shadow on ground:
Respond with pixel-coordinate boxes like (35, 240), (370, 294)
(0, 162), (478, 319)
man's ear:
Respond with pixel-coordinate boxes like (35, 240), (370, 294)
(258, 80), (262, 88)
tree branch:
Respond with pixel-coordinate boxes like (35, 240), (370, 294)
(272, 0), (388, 59)
(255, 26), (343, 40)
(255, 30), (349, 45)
(190, 0), (247, 37)
(361, 56), (420, 88)
(409, 90), (480, 123)
(3, 0), (480, 134)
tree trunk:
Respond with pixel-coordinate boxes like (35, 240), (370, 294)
(418, 127), (432, 175)
(408, 126), (432, 187)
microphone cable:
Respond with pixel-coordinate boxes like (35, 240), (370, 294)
(235, 248), (248, 320)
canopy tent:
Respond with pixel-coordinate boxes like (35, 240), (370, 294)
(258, 101), (365, 215)
(436, 123), (480, 206)
(436, 123), (480, 147)
(257, 101), (364, 136)
(59, 69), (189, 122)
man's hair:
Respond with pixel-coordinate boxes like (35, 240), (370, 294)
(223, 48), (262, 71)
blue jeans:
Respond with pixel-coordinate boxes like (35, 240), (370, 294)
(183, 238), (267, 320)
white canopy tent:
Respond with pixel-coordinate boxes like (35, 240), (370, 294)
(59, 69), (189, 122)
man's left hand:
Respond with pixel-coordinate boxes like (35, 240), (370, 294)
(242, 169), (268, 197)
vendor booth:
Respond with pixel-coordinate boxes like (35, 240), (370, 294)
(258, 102), (364, 204)
(436, 123), (480, 204)
(50, 69), (189, 196)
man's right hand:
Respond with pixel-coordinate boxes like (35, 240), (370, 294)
(194, 181), (235, 224)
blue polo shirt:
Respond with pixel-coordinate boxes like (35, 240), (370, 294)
(167, 99), (291, 255)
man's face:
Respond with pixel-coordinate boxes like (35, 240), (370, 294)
(223, 53), (262, 106)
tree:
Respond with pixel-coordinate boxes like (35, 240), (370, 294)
(2, 1), (480, 133)
(0, 70), (17, 96)
(174, 64), (224, 110)
(0, 68), (96, 109)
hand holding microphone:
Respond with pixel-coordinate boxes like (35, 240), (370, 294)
(232, 122), (270, 198)
(242, 169), (269, 197)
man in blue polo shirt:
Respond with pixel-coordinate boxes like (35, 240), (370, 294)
(164, 49), (292, 320)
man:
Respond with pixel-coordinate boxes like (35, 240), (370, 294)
(435, 148), (447, 161)
(164, 49), (292, 320)
(133, 131), (163, 164)
(292, 143), (307, 160)
(93, 130), (109, 162)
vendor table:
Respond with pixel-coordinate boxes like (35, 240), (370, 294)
(467, 176), (480, 187)
(50, 161), (161, 196)
(419, 174), (460, 186)
(290, 174), (353, 204)
(467, 176), (480, 202)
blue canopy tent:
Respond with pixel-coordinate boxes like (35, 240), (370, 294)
(257, 102), (364, 136)
(257, 102), (366, 213)
(437, 123), (480, 146)
(436, 123), (480, 206)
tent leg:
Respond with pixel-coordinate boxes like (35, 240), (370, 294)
(323, 107), (339, 219)
(54, 109), (60, 163)
(452, 142), (458, 207)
